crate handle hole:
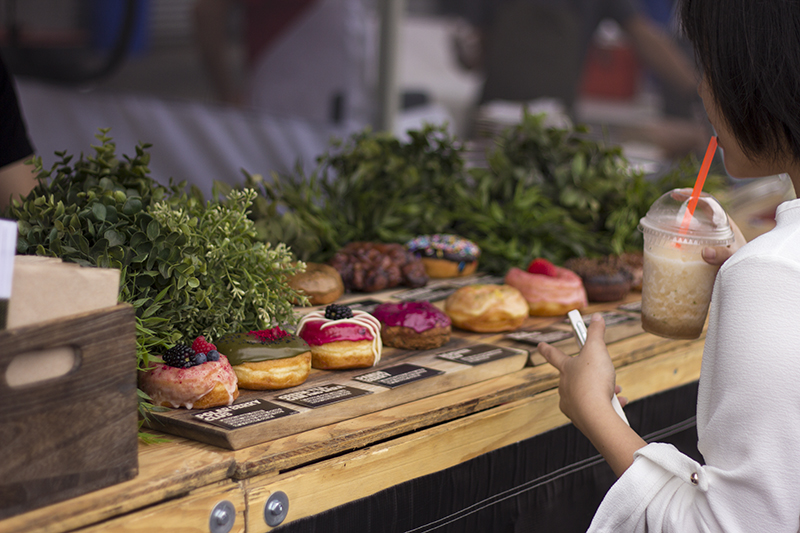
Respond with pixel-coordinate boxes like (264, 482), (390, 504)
(5, 347), (79, 388)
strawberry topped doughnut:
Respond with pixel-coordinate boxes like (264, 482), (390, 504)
(297, 304), (382, 369)
(139, 336), (239, 409)
(504, 258), (588, 317)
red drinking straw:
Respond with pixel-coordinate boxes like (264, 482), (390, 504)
(679, 136), (718, 233)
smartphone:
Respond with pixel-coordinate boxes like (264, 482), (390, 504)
(567, 310), (630, 426)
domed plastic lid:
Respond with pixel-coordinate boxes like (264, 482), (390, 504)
(639, 188), (735, 245)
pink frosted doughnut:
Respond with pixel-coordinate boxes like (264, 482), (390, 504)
(139, 355), (239, 409)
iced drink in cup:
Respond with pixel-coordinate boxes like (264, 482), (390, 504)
(639, 188), (735, 339)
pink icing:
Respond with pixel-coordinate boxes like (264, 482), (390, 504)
(504, 267), (588, 306)
(371, 301), (451, 333)
(139, 355), (238, 409)
(298, 320), (374, 345)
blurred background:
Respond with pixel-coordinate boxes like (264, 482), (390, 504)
(1, 0), (793, 224)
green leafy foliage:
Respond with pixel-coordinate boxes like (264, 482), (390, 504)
(6, 130), (305, 432)
(238, 124), (468, 262)
(243, 114), (725, 275)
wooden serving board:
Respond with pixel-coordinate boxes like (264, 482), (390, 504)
(143, 337), (528, 450)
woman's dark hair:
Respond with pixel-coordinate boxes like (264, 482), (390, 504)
(679, 0), (800, 163)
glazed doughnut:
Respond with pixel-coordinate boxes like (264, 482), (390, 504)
(444, 284), (528, 332)
(405, 234), (481, 278)
(371, 301), (452, 350)
(297, 304), (382, 369)
(287, 262), (345, 305)
(215, 328), (312, 390)
(138, 338), (238, 409)
(328, 242), (428, 292)
(504, 259), (587, 316)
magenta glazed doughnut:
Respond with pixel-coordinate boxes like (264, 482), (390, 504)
(296, 304), (382, 369)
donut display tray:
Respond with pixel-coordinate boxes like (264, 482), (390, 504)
(143, 337), (529, 450)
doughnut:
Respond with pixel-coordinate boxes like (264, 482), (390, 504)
(619, 252), (643, 291)
(371, 301), (452, 350)
(406, 234), (480, 278)
(564, 256), (634, 302)
(444, 284), (528, 332)
(297, 304), (382, 369)
(287, 262), (345, 305)
(215, 327), (312, 390)
(328, 242), (428, 292)
(138, 337), (239, 409)
(504, 259), (588, 316)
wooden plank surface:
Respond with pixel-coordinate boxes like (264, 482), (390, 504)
(243, 336), (705, 530)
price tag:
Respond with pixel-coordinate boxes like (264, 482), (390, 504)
(354, 363), (442, 388)
(506, 328), (572, 346)
(193, 399), (297, 429)
(276, 384), (372, 409)
(437, 343), (522, 366)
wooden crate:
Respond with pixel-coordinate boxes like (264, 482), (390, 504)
(0, 304), (139, 519)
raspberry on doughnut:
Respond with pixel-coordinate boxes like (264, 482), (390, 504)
(139, 339), (239, 409)
(504, 258), (588, 316)
(405, 234), (480, 278)
(215, 327), (312, 390)
(296, 304), (382, 369)
(371, 301), (452, 350)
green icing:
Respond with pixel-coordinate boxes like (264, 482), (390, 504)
(216, 332), (311, 365)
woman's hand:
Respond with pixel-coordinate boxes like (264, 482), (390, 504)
(538, 314), (617, 431)
(702, 217), (747, 266)
(539, 313), (647, 477)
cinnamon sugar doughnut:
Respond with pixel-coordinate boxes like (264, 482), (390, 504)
(287, 262), (345, 305)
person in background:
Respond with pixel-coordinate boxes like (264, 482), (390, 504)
(445, 0), (709, 158)
(0, 52), (36, 212)
(194, 0), (377, 126)
(539, 0), (800, 529)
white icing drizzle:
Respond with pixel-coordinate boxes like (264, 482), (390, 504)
(297, 309), (383, 365)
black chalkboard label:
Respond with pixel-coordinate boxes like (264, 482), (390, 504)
(437, 343), (521, 366)
(354, 363), (443, 388)
(276, 384), (372, 409)
(506, 328), (572, 346)
(193, 399), (297, 429)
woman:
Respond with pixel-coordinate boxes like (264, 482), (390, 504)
(539, 0), (800, 530)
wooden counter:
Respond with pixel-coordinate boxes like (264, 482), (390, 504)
(1, 294), (705, 533)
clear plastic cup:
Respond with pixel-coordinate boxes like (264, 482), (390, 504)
(638, 188), (735, 339)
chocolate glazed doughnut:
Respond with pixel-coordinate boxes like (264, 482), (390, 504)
(328, 242), (428, 292)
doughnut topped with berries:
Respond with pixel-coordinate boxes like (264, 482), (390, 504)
(138, 336), (239, 409)
(406, 234), (481, 278)
(215, 327), (312, 390)
(297, 304), (382, 369)
(371, 301), (452, 350)
(504, 258), (587, 316)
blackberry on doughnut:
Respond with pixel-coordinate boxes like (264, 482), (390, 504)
(138, 337), (239, 409)
(405, 234), (480, 278)
(215, 327), (312, 390)
(371, 301), (452, 350)
(297, 304), (382, 369)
